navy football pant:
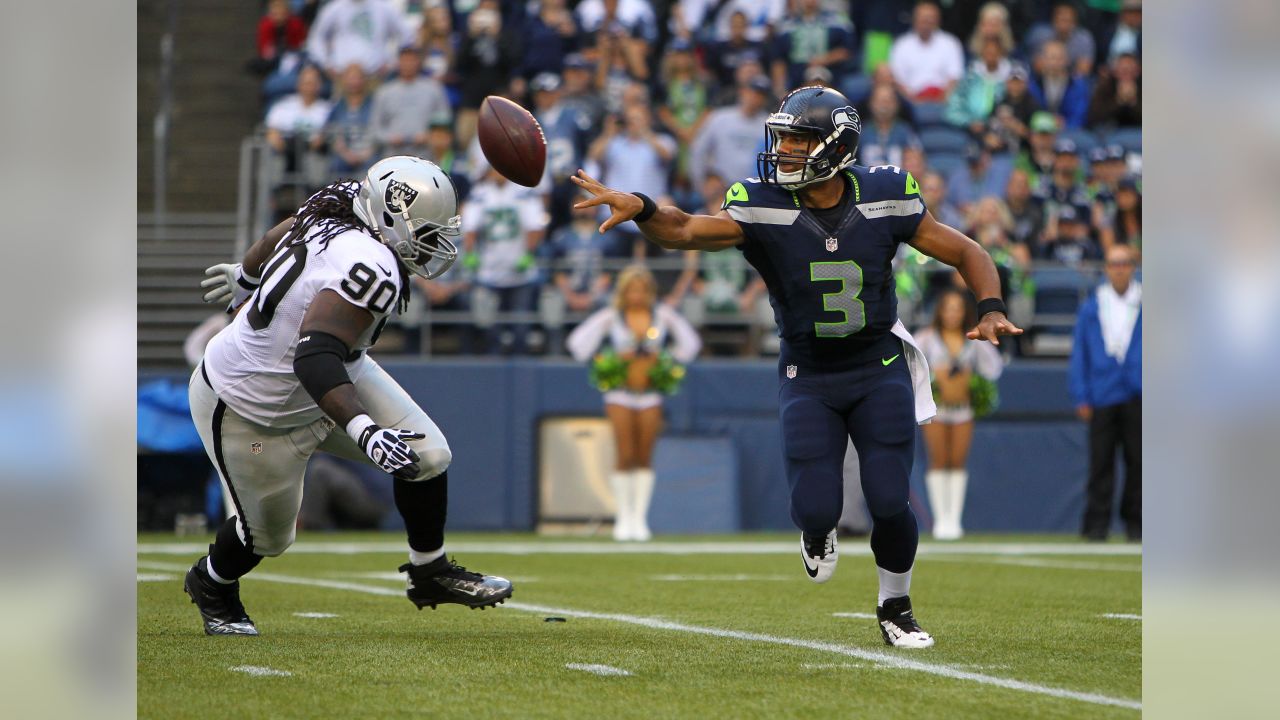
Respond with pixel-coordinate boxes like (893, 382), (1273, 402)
(779, 353), (918, 573)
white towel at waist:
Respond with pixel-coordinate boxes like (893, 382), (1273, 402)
(891, 319), (937, 425)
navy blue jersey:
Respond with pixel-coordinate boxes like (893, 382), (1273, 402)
(721, 165), (928, 370)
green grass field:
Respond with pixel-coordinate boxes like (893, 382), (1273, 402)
(138, 533), (1140, 719)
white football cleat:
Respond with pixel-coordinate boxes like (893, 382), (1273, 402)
(800, 530), (838, 583)
(877, 595), (935, 648)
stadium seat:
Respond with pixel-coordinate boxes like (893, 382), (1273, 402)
(928, 152), (965, 179)
(911, 101), (947, 128)
(920, 127), (970, 156)
(1106, 127), (1142, 154)
(839, 73), (873, 105)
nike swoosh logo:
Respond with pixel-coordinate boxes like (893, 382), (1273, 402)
(882, 354), (900, 366)
(802, 555), (820, 578)
(376, 263), (391, 275)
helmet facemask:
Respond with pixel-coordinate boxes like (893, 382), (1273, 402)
(756, 110), (858, 189)
(354, 159), (462, 280)
(387, 208), (461, 280)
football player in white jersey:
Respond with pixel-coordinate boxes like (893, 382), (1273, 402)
(186, 156), (512, 635)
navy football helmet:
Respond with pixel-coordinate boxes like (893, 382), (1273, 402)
(757, 86), (861, 189)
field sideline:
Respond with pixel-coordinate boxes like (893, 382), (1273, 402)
(139, 533), (1140, 719)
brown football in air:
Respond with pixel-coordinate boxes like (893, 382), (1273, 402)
(477, 95), (547, 187)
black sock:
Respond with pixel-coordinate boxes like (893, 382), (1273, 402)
(206, 515), (262, 582)
(869, 507), (919, 574)
(394, 471), (447, 553)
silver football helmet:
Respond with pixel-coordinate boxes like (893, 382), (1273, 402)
(353, 156), (461, 279)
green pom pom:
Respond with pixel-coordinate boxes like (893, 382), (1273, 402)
(588, 350), (627, 392)
(647, 352), (687, 395)
(969, 375), (1000, 419)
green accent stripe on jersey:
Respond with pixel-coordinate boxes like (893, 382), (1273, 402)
(845, 170), (861, 203)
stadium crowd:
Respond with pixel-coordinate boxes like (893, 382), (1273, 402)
(248, 0), (1142, 357)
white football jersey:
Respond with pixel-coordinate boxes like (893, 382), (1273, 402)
(204, 222), (403, 427)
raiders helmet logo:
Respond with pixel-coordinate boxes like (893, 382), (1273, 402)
(384, 179), (419, 212)
(831, 106), (861, 133)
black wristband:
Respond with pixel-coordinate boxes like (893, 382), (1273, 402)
(631, 192), (657, 223)
(976, 298), (1008, 318)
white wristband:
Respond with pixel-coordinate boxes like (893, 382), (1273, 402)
(345, 414), (376, 441)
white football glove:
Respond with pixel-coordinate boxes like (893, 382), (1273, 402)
(201, 263), (260, 311)
(347, 415), (425, 480)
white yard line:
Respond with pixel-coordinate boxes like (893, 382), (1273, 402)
(293, 612), (339, 619)
(650, 574), (792, 582)
(832, 612), (878, 620)
(137, 560), (1139, 711)
(928, 556), (1142, 573)
(137, 573), (175, 582)
(1100, 613), (1142, 621)
(565, 663), (632, 677)
(230, 665), (292, 677)
(138, 540), (1141, 557)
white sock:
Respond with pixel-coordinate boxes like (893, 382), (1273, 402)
(948, 469), (969, 535)
(204, 556), (235, 585)
(408, 546), (445, 566)
(631, 468), (655, 538)
(925, 470), (949, 535)
(609, 471), (632, 540)
(877, 565), (913, 607)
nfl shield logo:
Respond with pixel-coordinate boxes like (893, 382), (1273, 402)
(250, 442), (263, 455)
(825, 237), (838, 252)
(786, 365), (797, 379)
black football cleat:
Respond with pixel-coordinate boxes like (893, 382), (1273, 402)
(399, 556), (513, 610)
(183, 558), (259, 636)
(877, 595), (934, 648)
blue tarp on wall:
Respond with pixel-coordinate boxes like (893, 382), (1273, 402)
(144, 359), (1093, 532)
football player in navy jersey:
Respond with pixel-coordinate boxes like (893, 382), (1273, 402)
(572, 86), (1021, 648)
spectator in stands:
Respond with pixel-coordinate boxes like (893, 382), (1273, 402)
(1103, 0), (1142, 64)
(673, 0), (785, 44)
(1087, 144), (1126, 250)
(576, 0), (658, 46)
(1037, 138), (1090, 209)
(915, 289), (1004, 540)
(1015, 111), (1059, 185)
(858, 84), (921, 169)
(920, 171), (964, 229)
(534, 71), (592, 233)
(770, 0), (853, 94)
(306, 0), (412, 81)
(683, 174), (766, 320)
(1069, 243), (1141, 542)
(423, 120), (470, 201)
(688, 75), (771, 190)
(1004, 168), (1044, 246)
(561, 53), (605, 133)
(1112, 177), (1142, 250)
(549, 203), (613, 314)
(888, 2), (964, 102)
(253, 0), (309, 106)
(588, 102), (676, 258)
(1028, 40), (1092, 129)
(370, 46), (451, 158)
(1087, 53), (1141, 129)
(455, 0), (522, 146)
(944, 36), (1012, 135)
(704, 10), (771, 93)
(566, 265), (702, 542)
(1037, 204), (1100, 264)
(592, 8), (653, 115)
(1025, 2), (1096, 77)
(522, 0), (580, 80)
(416, 3), (458, 84)
(985, 64), (1040, 153)
(969, 198), (1032, 300)
(656, 38), (710, 178)
(901, 145), (928, 179)
(326, 64), (375, 177)
(265, 65), (332, 187)
(462, 167), (547, 355)
(967, 2), (1015, 59)
(948, 143), (1013, 213)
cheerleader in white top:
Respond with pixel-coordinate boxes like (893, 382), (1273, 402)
(567, 266), (702, 541)
(914, 289), (1004, 540)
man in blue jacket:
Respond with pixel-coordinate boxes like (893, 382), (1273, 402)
(1069, 244), (1141, 541)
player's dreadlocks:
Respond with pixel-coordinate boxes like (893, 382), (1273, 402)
(282, 180), (412, 312)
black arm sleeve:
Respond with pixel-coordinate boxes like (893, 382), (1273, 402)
(293, 331), (353, 403)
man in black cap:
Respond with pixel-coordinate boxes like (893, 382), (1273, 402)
(561, 53), (604, 135)
(1038, 203), (1100, 264)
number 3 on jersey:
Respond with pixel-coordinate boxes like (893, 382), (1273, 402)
(809, 260), (865, 337)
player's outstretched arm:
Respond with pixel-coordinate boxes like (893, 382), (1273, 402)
(908, 211), (1024, 346)
(295, 290), (424, 479)
(201, 217), (295, 309)
(570, 169), (744, 251)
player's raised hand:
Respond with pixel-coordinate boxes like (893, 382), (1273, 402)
(966, 312), (1024, 346)
(202, 262), (259, 311)
(571, 169), (644, 233)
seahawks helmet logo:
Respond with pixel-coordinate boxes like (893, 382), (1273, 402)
(384, 179), (419, 212)
(831, 106), (861, 133)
